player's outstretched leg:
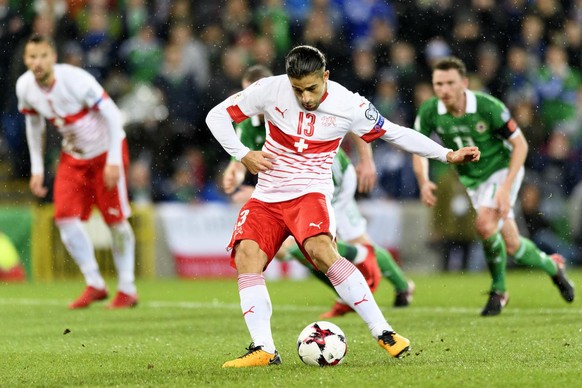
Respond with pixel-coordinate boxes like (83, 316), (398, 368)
(326, 257), (410, 358)
(222, 274), (281, 368)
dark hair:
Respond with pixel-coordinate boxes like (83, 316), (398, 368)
(285, 45), (326, 79)
(432, 56), (467, 78)
(243, 64), (273, 84)
(27, 34), (57, 49)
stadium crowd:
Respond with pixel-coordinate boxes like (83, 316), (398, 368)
(0, 0), (581, 264)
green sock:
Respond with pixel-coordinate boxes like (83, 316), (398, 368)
(373, 244), (409, 291)
(482, 232), (507, 292)
(512, 237), (557, 276)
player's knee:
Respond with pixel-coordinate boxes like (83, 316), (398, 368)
(303, 235), (336, 271)
(234, 240), (268, 273)
(474, 217), (497, 239)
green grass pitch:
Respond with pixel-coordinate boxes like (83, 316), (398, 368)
(1, 269), (580, 387)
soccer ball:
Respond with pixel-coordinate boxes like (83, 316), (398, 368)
(297, 321), (347, 366)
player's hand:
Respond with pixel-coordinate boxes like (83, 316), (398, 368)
(104, 164), (120, 190)
(355, 158), (377, 194)
(495, 185), (511, 219)
(29, 174), (48, 198)
(446, 147), (480, 164)
(241, 151), (275, 175)
(223, 161), (246, 194)
(419, 180), (438, 207)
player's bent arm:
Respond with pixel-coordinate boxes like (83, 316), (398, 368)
(503, 130), (528, 191)
(24, 114), (46, 176)
(206, 100), (251, 161)
(98, 97), (124, 167)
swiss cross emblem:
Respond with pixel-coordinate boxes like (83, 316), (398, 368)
(294, 138), (309, 152)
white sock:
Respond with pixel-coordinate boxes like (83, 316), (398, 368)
(326, 257), (393, 338)
(56, 218), (105, 290)
(352, 243), (369, 265)
(238, 274), (276, 354)
(109, 220), (137, 295)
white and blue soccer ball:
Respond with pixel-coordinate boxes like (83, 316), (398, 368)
(297, 321), (347, 366)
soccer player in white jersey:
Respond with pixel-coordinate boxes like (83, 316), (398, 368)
(206, 45), (481, 368)
(16, 34), (138, 309)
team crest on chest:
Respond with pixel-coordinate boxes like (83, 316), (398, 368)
(475, 121), (488, 133)
(320, 116), (337, 127)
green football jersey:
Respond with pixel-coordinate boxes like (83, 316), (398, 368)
(235, 116), (266, 152)
(414, 90), (512, 189)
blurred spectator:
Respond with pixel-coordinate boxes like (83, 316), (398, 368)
(517, 14), (545, 67)
(471, 0), (509, 48)
(423, 37), (451, 71)
(500, 44), (537, 108)
(153, 43), (200, 137)
(166, 21), (210, 90)
(121, 0), (149, 39)
(119, 23), (163, 84)
(529, 130), (581, 198)
(204, 45), (248, 109)
(512, 100), (547, 164)
(474, 42), (503, 98)
(373, 70), (408, 126)
(0, 0), (27, 175)
(221, 0), (254, 45)
(160, 147), (226, 203)
(339, 0), (397, 44)
(368, 16), (395, 70)
(300, 7), (350, 82)
(344, 43), (377, 99)
(533, 44), (582, 131)
(74, 0), (122, 41)
(128, 159), (153, 206)
(33, 0), (79, 41)
(563, 19), (581, 67)
(387, 41), (419, 118)
(254, 0), (291, 60)
(449, 11), (482, 72)
(530, 0), (565, 43)
(249, 35), (278, 73)
(78, 5), (116, 82)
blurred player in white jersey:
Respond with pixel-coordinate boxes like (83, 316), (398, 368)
(206, 45), (481, 368)
(16, 34), (138, 310)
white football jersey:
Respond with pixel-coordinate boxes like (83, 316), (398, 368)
(16, 64), (116, 159)
(207, 75), (451, 203)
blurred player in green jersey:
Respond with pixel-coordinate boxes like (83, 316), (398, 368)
(413, 57), (574, 316)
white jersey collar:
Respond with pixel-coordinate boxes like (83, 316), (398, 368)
(437, 89), (477, 115)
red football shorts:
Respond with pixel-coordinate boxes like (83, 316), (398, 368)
(227, 192), (336, 270)
(53, 140), (131, 224)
